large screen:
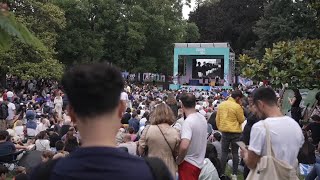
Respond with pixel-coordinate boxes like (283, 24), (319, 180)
(192, 59), (223, 79)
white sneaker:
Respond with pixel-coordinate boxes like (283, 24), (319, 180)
(231, 174), (237, 180)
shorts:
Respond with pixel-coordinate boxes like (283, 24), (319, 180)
(178, 161), (201, 180)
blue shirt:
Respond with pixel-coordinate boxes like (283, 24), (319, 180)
(50, 147), (154, 180)
(0, 141), (16, 156)
(128, 118), (140, 133)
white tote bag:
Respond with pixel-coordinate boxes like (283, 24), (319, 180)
(246, 122), (299, 180)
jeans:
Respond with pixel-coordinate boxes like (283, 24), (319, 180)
(306, 156), (320, 180)
(220, 132), (241, 175)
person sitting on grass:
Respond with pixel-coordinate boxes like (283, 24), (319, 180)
(0, 130), (27, 157)
(53, 140), (69, 159)
(128, 127), (137, 142)
(117, 134), (137, 156)
(30, 63), (172, 180)
(41, 150), (54, 163)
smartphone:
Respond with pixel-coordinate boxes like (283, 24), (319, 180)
(236, 141), (247, 149)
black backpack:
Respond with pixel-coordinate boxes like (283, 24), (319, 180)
(30, 157), (173, 180)
(0, 103), (8, 120)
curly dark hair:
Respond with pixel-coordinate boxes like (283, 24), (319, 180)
(61, 63), (124, 120)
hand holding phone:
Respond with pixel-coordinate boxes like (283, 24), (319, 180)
(236, 141), (247, 150)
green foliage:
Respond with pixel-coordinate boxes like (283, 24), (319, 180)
(189, 0), (265, 55)
(54, 0), (197, 74)
(0, 9), (44, 50)
(250, 0), (320, 58)
(0, 0), (65, 80)
(240, 39), (320, 88)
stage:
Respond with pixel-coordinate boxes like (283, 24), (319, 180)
(169, 84), (232, 91)
(169, 43), (235, 90)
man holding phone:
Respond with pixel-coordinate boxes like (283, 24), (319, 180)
(240, 88), (303, 173)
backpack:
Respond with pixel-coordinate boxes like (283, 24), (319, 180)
(0, 103), (8, 120)
(30, 157), (173, 180)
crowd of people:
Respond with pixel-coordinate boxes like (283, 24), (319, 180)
(0, 62), (319, 180)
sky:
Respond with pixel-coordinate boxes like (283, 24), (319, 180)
(182, 0), (196, 19)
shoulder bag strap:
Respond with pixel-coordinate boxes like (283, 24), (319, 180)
(145, 157), (173, 180)
(156, 125), (176, 160)
(263, 121), (274, 157)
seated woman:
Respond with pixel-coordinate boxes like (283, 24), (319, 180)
(13, 120), (25, 141)
(35, 131), (50, 151)
(306, 143), (320, 180)
(0, 131), (27, 156)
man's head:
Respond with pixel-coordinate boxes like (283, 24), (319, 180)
(0, 131), (8, 141)
(180, 93), (196, 110)
(252, 87), (278, 119)
(132, 112), (138, 119)
(231, 90), (243, 104)
(55, 140), (65, 151)
(61, 63), (125, 123)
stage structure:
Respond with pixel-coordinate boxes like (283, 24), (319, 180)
(170, 43), (235, 90)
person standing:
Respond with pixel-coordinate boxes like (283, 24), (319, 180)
(176, 93), (207, 180)
(241, 87), (304, 177)
(6, 98), (16, 127)
(54, 91), (63, 118)
(288, 88), (302, 125)
(240, 94), (259, 179)
(216, 90), (245, 179)
(0, 99), (8, 131)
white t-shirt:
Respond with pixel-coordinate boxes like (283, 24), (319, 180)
(139, 118), (147, 128)
(181, 112), (207, 168)
(6, 102), (16, 120)
(35, 139), (51, 151)
(36, 123), (47, 135)
(120, 92), (129, 101)
(199, 158), (220, 180)
(249, 116), (304, 166)
(14, 126), (24, 138)
(118, 142), (137, 156)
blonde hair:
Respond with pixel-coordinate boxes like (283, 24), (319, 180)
(16, 120), (23, 126)
(150, 103), (175, 125)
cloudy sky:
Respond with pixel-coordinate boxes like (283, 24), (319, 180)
(182, 0), (196, 19)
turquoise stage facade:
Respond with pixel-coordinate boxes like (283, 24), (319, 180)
(170, 43), (234, 90)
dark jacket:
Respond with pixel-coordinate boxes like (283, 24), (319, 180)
(240, 111), (259, 145)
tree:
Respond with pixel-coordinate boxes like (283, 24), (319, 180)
(239, 39), (320, 89)
(250, 0), (320, 58)
(189, 0), (265, 55)
(55, 0), (198, 74)
(0, 3), (44, 50)
(0, 0), (65, 81)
